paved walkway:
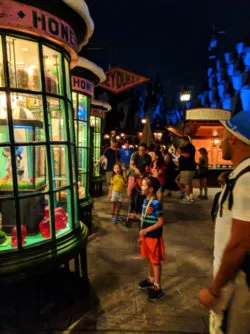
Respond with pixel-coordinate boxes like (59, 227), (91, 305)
(65, 189), (216, 334)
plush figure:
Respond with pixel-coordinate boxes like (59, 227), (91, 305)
(11, 225), (27, 247)
(39, 219), (50, 238)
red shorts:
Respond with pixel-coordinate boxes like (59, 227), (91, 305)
(140, 236), (165, 264)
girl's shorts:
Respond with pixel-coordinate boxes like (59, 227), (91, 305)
(111, 190), (123, 202)
(140, 236), (165, 264)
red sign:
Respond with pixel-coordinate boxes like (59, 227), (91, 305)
(0, 0), (77, 58)
(99, 67), (149, 93)
(71, 76), (94, 96)
(91, 108), (105, 118)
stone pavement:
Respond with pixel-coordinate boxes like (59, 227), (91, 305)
(65, 189), (216, 334)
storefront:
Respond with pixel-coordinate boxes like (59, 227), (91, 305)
(71, 57), (106, 226)
(0, 0), (93, 280)
(90, 100), (111, 196)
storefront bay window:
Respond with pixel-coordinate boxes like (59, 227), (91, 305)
(0, 33), (78, 252)
(90, 115), (102, 177)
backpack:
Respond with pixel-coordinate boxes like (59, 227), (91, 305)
(219, 165), (250, 288)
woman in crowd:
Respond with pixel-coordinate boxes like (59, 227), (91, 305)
(150, 150), (166, 203)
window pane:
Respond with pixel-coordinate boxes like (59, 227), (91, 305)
(0, 199), (15, 251)
(74, 186), (79, 228)
(64, 58), (71, 100)
(78, 94), (88, 121)
(51, 145), (70, 190)
(77, 147), (88, 173)
(16, 145), (47, 193)
(43, 46), (63, 95)
(54, 189), (73, 233)
(47, 98), (67, 142)
(78, 172), (87, 199)
(78, 122), (88, 147)
(68, 103), (75, 143)
(6, 37), (41, 91)
(0, 36), (5, 87)
(10, 93), (45, 142)
(0, 146), (13, 194)
(72, 92), (77, 119)
(0, 93), (9, 142)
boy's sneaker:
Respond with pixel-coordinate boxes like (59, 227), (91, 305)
(138, 278), (154, 289)
(148, 285), (164, 300)
(111, 217), (118, 224)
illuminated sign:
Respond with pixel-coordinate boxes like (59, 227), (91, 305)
(91, 108), (105, 118)
(99, 67), (149, 93)
(0, 0), (77, 56)
(71, 76), (94, 96)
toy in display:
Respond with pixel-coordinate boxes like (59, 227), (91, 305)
(11, 225), (27, 247)
(39, 207), (68, 238)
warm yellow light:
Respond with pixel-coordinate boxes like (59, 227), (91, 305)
(116, 135), (120, 140)
(141, 118), (147, 124)
(214, 139), (220, 145)
(27, 65), (35, 76)
(121, 133), (125, 137)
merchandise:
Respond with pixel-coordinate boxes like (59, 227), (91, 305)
(11, 225), (27, 247)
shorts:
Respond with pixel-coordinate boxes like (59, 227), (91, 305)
(178, 171), (195, 185)
(106, 171), (113, 185)
(111, 190), (123, 202)
(140, 236), (165, 264)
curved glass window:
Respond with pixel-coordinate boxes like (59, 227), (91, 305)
(90, 116), (102, 177)
(72, 92), (90, 200)
(0, 34), (78, 252)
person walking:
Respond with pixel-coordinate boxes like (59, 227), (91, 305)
(199, 111), (250, 334)
(120, 140), (134, 171)
(198, 147), (209, 199)
(110, 163), (127, 224)
(128, 176), (165, 300)
(175, 136), (196, 204)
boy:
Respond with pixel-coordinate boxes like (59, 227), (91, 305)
(129, 176), (165, 300)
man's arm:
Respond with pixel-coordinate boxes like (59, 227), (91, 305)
(94, 154), (106, 168)
(210, 218), (250, 295)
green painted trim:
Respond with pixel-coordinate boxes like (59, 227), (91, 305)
(79, 196), (93, 208)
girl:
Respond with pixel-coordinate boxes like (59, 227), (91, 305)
(150, 151), (166, 203)
(128, 176), (165, 300)
(198, 148), (209, 199)
(111, 163), (127, 224)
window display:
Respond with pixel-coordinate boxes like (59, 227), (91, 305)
(72, 93), (90, 200)
(91, 116), (102, 177)
(0, 34), (77, 252)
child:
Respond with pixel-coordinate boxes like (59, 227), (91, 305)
(128, 176), (165, 300)
(111, 163), (127, 224)
(198, 148), (209, 200)
(211, 171), (230, 222)
(150, 151), (166, 203)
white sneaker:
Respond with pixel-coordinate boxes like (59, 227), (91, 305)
(179, 198), (192, 204)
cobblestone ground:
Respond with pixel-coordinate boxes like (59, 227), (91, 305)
(1, 189), (216, 334)
(65, 189), (216, 334)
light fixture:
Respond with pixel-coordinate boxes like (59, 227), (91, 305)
(141, 118), (147, 124)
(214, 138), (220, 145)
(180, 93), (191, 102)
(116, 135), (120, 140)
(104, 134), (110, 139)
(120, 133), (125, 137)
(21, 48), (29, 52)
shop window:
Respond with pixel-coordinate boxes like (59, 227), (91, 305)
(47, 98), (67, 142)
(43, 46), (63, 95)
(0, 36), (4, 87)
(64, 58), (71, 100)
(0, 92), (9, 142)
(54, 188), (73, 232)
(78, 94), (88, 121)
(72, 92), (77, 119)
(51, 145), (70, 190)
(91, 116), (102, 177)
(6, 37), (41, 91)
(0, 146), (13, 194)
(0, 199), (15, 250)
(10, 93), (45, 143)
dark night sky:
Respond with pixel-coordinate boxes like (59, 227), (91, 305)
(84, 0), (250, 94)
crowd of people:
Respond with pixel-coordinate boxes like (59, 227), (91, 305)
(95, 110), (250, 334)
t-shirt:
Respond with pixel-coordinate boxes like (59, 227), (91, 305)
(141, 198), (163, 238)
(199, 156), (208, 175)
(179, 142), (196, 171)
(131, 152), (152, 174)
(104, 148), (120, 172)
(111, 174), (126, 193)
(214, 157), (250, 274)
(120, 148), (134, 165)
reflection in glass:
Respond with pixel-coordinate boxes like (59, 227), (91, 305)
(91, 116), (102, 177)
(6, 37), (41, 91)
(47, 98), (67, 142)
(78, 94), (88, 121)
(72, 92), (77, 119)
(43, 46), (63, 95)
